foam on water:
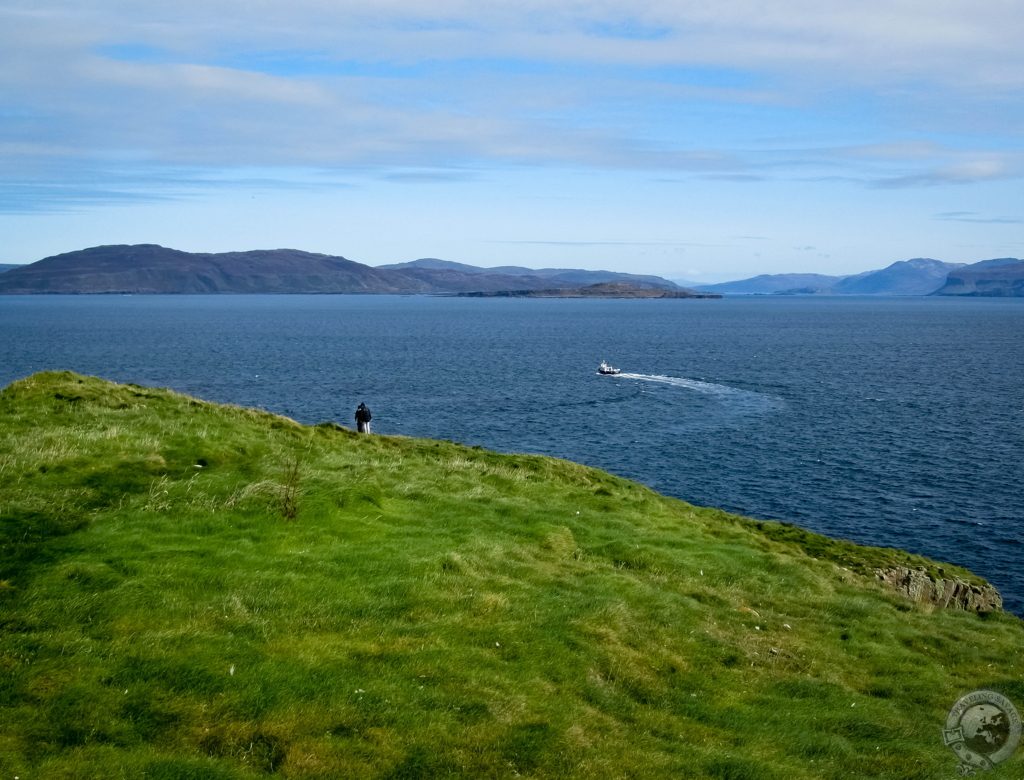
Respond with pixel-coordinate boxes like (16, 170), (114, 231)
(613, 372), (780, 412)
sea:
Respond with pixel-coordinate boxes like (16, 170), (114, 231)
(2, 294), (1022, 614)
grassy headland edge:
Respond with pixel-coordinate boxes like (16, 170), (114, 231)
(1, 371), (1021, 778)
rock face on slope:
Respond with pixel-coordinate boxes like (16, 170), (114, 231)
(874, 566), (1003, 612)
(932, 258), (1024, 297)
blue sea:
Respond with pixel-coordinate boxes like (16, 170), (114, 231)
(2, 294), (1022, 614)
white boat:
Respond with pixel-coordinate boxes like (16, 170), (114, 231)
(597, 360), (622, 375)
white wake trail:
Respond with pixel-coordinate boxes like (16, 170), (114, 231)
(613, 372), (780, 410)
(615, 372), (739, 396)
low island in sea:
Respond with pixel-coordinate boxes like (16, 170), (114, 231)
(1, 371), (1019, 778)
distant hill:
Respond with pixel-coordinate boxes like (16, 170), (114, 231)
(695, 258), (965, 296)
(832, 258), (962, 295)
(695, 273), (844, 295)
(0, 245), (426, 295)
(381, 258), (680, 291)
(933, 258), (1024, 297)
(378, 257), (493, 275)
(669, 277), (701, 289)
(0, 246), (682, 295)
(0, 264), (21, 273)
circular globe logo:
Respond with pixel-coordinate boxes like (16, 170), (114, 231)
(944, 690), (1021, 775)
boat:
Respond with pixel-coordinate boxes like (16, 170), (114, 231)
(597, 360), (622, 375)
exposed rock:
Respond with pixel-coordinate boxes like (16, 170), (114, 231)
(874, 566), (1002, 613)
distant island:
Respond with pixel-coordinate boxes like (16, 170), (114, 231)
(1, 245), (1022, 296)
(458, 282), (720, 298)
(0, 245), (689, 296)
(693, 257), (1024, 297)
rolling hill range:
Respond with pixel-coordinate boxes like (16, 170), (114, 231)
(0, 245), (682, 295)
(4, 245), (1022, 296)
(1, 371), (1021, 777)
(0, 245), (425, 295)
(832, 258), (962, 295)
(696, 259), (967, 296)
(0, 264), (21, 273)
(380, 258), (679, 290)
(694, 273), (844, 295)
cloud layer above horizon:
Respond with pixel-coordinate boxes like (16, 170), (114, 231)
(2, 1), (1022, 277)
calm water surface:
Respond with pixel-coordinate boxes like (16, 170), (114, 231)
(2, 295), (1022, 613)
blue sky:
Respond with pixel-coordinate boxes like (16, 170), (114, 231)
(1, 1), (1022, 281)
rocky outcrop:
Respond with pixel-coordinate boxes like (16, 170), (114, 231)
(874, 566), (1002, 613)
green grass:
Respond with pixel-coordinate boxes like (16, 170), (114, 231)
(1, 371), (1021, 779)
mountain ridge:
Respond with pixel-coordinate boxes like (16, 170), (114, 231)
(382, 258), (680, 290)
(0, 245), (683, 295)
(695, 257), (1022, 296)
(4, 245), (1023, 296)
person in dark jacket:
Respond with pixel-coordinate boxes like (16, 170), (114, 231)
(355, 402), (372, 433)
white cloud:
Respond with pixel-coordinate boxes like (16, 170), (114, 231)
(871, 154), (1023, 188)
(2, 0), (1023, 214)
(7, 1), (1024, 84)
(935, 211), (1022, 224)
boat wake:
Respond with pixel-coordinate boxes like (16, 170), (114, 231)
(613, 372), (780, 410)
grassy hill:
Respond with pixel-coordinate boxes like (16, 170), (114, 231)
(1, 372), (1021, 778)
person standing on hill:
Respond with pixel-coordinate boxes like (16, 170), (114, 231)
(355, 402), (372, 434)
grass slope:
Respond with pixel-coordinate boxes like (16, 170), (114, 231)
(1, 372), (1021, 779)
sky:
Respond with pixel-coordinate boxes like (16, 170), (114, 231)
(1, 1), (1022, 282)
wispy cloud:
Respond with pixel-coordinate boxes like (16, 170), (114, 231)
(934, 211), (1023, 225)
(0, 182), (172, 214)
(18, 1), (1019, 87)
(870, 156), (1022, 189)
(381, 169), (479, 183)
